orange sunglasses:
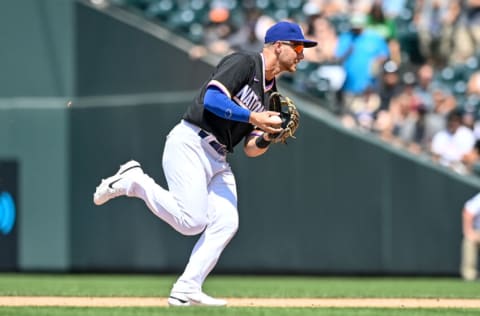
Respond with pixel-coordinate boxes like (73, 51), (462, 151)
(279, 41), (304, 54)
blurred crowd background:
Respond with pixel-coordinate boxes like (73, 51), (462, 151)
(111, 0), (480, 177)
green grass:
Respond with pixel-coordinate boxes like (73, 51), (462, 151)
(1, 274), (480, 298)
(1, 274), (480, 315)
(0, 273), (176, 297)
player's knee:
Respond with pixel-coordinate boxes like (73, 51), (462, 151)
(178, 215), (208, 236)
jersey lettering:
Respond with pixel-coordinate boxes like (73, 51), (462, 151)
(234, 85), (264, 112)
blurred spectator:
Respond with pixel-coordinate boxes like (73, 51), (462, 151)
(430, 109), (476, 174)
(406, 105), (429, 154)
(413, 0), (460, 67)
(373, 92), (416, 146)
(366, 1), (402, 64)
(341, 87), (381, 130)
(334, 12), (389, 111)
(399, 70), (422, 109)
(375, 60), (403, 112)
(424, 87), (457, 143)
(394, 73), (427, 150)
(450, 0), (480, 64)
(303, 14), (338, 63)
(460, 192), (480, 281)
(412, 63), (435, 111)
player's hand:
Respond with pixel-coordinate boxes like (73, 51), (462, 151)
(249, 111), (283, 134)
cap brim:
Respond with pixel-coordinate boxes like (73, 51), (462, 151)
(299, 39), (317, 48)
(265, 38), (318, 47)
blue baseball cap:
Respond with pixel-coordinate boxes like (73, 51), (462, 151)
(264, 21), (317, 48)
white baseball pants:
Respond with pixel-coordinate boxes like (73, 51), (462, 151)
(126, 120), (239, 293)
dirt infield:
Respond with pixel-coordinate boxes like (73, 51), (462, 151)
(1, 297), (480, 308)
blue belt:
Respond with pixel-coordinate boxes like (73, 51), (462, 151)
(198, 130), (228, 156)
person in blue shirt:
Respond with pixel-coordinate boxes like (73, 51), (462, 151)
(335, 13), (389, 104)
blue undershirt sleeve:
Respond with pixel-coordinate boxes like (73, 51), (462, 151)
(203, 86), (251, 123)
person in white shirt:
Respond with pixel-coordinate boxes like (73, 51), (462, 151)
(431, 110), (476, 174)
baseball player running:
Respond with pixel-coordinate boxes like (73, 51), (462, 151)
(93, 21), (317, 306)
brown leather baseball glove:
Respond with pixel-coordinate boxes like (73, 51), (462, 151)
(268, 92), (300, 144)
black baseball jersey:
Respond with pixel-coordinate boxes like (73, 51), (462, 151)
(183, 51), (277, 153)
